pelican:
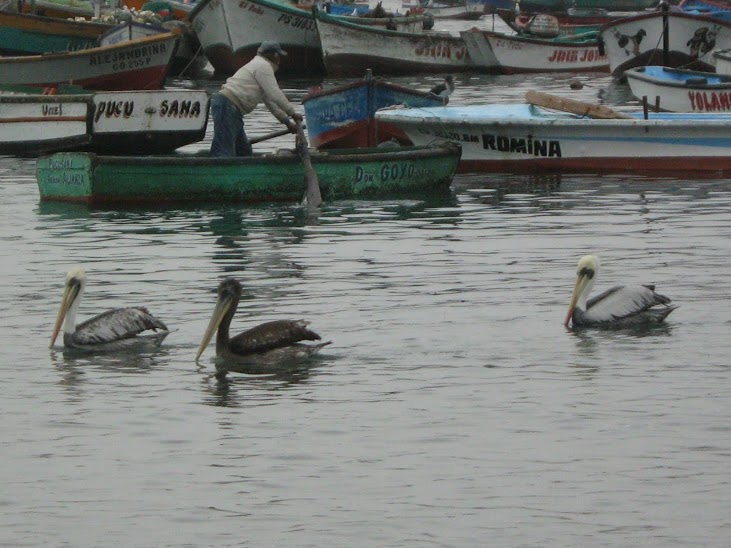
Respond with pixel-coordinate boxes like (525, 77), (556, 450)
(50, 267), (170, 351)
(429, 75), (455, 103)
(564, 255), (678, 328)
(196, 278), (331, 375)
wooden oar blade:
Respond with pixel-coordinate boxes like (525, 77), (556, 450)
(525, 90), (632, 119)
(295, 121), (322, 209)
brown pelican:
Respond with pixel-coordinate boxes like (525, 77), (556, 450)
(50, 267), (170, 351)
(564, 255), (678, 328)
(196, 278), (331, 375)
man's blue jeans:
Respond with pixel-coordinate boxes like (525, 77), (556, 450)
(210, 93), (253, 157)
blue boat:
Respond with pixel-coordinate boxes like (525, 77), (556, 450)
(302, 71), (446, 149)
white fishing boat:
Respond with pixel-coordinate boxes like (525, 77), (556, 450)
(461, 28), (607, 73)
(375, 93), (731, 174)
(314, 8), (476, 76)
(599, 11), (731, 80)
(0, 88), (209, 156)
(625, 65), (731, 112)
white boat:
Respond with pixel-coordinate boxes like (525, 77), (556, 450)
(375, 100), (731, 174)
(625, 65), (731, 112)
(0, 32), (180, 91)
(599, 11), (731, 80)
(98, 20), (205, 76)
(189, 0), (431, 76)
(461, 28), (607, 73)
(0, 88), (209, 156)
(314, 8), (476, 76)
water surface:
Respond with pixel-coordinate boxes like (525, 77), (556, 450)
(1, 15), (730, 547)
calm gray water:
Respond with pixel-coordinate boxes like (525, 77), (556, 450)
(2, 15), (731, 548)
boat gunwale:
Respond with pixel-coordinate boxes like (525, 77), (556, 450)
(84, 144), (462, 167)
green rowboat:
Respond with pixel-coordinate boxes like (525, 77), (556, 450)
(36, 144), (462, 205)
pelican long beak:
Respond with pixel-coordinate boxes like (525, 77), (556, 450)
(50, 282), (79, 348)
(195, 296), (233, 361)
(564, 273), (589, 327)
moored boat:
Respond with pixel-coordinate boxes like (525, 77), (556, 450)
(375, 101), (731, 174)
(302, 71), (446, 149)
(0, 10), (110, 55)
(625, 65), (731, 112)
(35, 143), (462, 205)
(599, 11), (731, 80)
(189, 0), (431, 76)
(1, 88), (209, 156)
(0, 31), (180, 91)
(461, 27), (607, 73)
(315, 8), (477, 76)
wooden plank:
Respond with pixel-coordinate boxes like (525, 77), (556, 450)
(525, 90), (632, 119)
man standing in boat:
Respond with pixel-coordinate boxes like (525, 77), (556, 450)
(210, 41), (303, 157)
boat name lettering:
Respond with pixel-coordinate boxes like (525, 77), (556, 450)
(277, 13), (315, 31)
(88, 43), (166, 68)
(312, 99), (358, 124)
(63, 173), (85, 186)
(42, 104), (63, 116)
(688, 90), (731, 112)
(415, 41), (467, 60)
(416, 128), (480, 143)
(48, 158), (76, 170)
(160, 100), (202, 117)
(547, 48), (605, 64)
(44, 172), (84, 187)
(95, 100), (134, 121)
(354, 162), (418, 183)
(482, 134), (562, 157)
(238, 1), (263, 15)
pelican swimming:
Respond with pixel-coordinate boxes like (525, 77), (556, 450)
(50, 267), (170, 351)
(564, 255), (678, 328)
(196, 278), (331, 375)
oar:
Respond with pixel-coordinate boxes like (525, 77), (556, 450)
(525, 90), (632, 119)
(249, 126), (305, 145)
(295, 119), (322, 209)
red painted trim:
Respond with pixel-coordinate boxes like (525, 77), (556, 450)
(457, 157), (731, 174)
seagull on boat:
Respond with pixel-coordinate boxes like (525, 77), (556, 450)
(196, 278), (331, 376)
(564, 255), (678, 328)
(50, 267), (170, 351)
(429, 75), (455, 103)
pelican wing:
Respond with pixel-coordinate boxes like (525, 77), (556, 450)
(229, 319), (321, 356)
(582, 284), (672, 323)
(71, 307), (168, 345)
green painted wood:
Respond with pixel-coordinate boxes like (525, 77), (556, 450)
(36, 144), (462, 205)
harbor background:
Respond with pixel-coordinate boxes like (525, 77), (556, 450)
(1, 6), (731, 546)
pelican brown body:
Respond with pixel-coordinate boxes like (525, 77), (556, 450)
(196, 278), (331, 375)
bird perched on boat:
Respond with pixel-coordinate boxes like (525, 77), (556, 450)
(196, 278), (331, 376)
(564, 255), (678, 328)
(429, 75), (455, 104)
(50, 267), (170, 351)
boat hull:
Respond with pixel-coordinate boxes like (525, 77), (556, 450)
(375, 104), (731, 174)
(599, 12), (731, 80)
(1, 89), (209, 156)
(0, 32), (179, 91)
(36, 144), (462, 205)
(625, 65), (731, 112)
(0, 11), (110, 55)
(302, 76), (444, 149)
(315, 10), (476, 76)
(463, 28), (607, 73)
